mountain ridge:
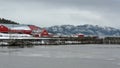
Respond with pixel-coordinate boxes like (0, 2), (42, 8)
(46, 24), (120, 36)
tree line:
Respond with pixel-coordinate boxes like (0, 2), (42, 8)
(0, 18), (19, 24)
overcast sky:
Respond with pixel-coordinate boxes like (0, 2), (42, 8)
(0, 0), (120, 28)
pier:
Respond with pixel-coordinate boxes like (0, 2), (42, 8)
(0, 37), (120, 46)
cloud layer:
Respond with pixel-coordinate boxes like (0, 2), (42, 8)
(0, 0), (120, 28)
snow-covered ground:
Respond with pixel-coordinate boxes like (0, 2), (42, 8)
(0, 33), (32, 39)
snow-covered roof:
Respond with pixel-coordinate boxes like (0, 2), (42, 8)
(0, 24), (31, 30)
(11, 26), (31, 30)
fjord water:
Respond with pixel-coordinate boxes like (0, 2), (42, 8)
(0, 45), (120, 68)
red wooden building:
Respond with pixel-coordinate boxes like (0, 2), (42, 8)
(0, 24), (50, 37)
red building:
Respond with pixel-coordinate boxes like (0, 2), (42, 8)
(0, 25), (9, 32)
(78, 34), (84, 38)
(40, 29), (49, 37)
(33, 29), (50, 37)
(0, 24), (50, 37)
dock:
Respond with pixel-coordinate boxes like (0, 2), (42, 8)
(0, 37), (120, 46)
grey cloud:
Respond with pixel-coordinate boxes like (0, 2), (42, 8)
(0, 0), (120, 28)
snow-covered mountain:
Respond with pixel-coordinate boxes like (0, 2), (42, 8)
(46, 24), (120, 36)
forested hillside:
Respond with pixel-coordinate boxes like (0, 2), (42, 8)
(0, 18), (19, 24)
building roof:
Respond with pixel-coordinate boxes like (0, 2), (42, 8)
(0, 24), (31, 30)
